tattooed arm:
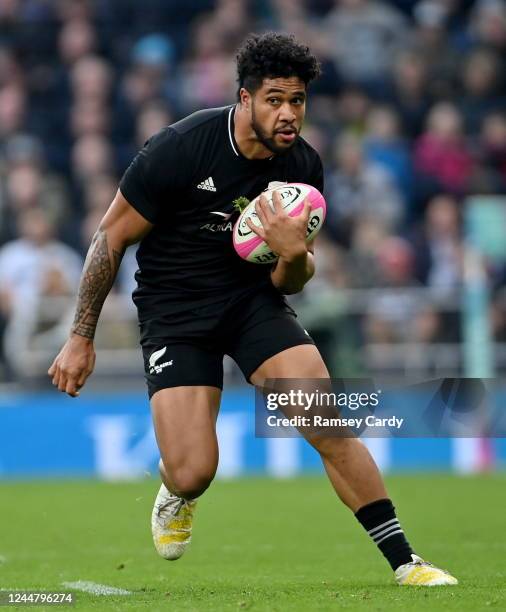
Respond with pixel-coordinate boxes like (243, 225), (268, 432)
(70, 228), (124, 339)
(48, 190), (153, 397)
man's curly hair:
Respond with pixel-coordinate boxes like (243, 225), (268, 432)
(236, 32), (321, 99)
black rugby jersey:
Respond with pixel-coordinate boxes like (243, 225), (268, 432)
(119, 105), (324, 321)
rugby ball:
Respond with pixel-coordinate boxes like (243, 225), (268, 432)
(233, 183), (326, 264)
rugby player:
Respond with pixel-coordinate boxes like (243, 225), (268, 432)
(48, 33), (457, 586)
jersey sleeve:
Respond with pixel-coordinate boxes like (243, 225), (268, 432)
(119, 127), (187, 223)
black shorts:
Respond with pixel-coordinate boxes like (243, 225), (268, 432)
(140, 288), (314, 398)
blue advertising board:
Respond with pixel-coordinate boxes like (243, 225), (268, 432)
(0, 389), (505, 479)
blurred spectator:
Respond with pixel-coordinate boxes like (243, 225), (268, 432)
(411, 0), (460, 98)
(213, 0), (250, 44)
(54, 0), (95, 23)
(135, 99), (173, 148)
(459, 48), (505, 135)
(0, 208), (82, 376)
(312, 231), (349, 292)
(114, 33), (177, 144)
(82, 174), (117, 214)
(0, 47), (23, 88)
(324, 0), (408, 94)
(478, 112), (506, 183)
(70, 98), (111, 139)
(1, 134), (68, 242)
(335, 86), (370, 135)
(300, 123), (327, 158)
(412, 193), (464, 292)
(347, 217), (390, 288)
(58, 18), (97, 66)
(467, 0), (506, 50)
(363, 105), (413, 203)
(0, 208), (81, 310)
(326, 133), (404, 247)
(386, 50), (432, 137)
(179, 16), (237, 110)
(364, 237), (439, 344)
(0, 84), (27, 139)
(71, 134), (115, 183)
(411, 192), (465, 343)
(414, 102), (474, 194)
(70, 55), (113, 106)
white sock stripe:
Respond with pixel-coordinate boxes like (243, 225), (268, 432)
(375, 528), (404, 546)
(371, 522), (402, 541)
(367, 517), (398, 535)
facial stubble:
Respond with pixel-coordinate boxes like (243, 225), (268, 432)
(250, 100), (299, 155)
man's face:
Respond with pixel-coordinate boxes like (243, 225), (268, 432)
(244, 76), (306, 154)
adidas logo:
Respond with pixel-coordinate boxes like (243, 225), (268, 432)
(197, 177), (216, 192)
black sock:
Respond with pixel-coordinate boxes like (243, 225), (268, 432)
(355, 498), (414, 571)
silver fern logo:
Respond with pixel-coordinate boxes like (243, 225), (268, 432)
(149, 347), (173, 374)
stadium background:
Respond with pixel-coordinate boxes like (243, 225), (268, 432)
(0, 0), (505, 479)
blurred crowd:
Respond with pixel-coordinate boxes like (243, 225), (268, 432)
(0, 0), (505, 380)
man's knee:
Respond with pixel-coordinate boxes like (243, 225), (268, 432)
(307, 433), (359, 457)
(163, 462), (216, 499)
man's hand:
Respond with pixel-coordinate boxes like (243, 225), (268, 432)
(246, 191), (310, 261)
(48, 334), (96, 397)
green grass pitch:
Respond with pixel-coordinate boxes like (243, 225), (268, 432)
(1, 475), (505, 610)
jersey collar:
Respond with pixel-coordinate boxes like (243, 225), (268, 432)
(227, 106), (241, 157)
(227, 105), (275, 162)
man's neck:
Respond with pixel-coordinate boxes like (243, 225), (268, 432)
(233, 104), (274, 160)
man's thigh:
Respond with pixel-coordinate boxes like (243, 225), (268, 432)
(250, 345), (336, 447)
(151, 386), (221, 475)
(143, 340), (224, 474)
(249, 344), (330, 385)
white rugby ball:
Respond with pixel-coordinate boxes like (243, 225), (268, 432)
(233, 183), (326, 264)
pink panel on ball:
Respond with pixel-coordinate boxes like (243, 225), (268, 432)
(289, 184), (327, 218)
(233, 233), (264, 259)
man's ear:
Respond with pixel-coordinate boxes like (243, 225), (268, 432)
(239, 87), (251, 110)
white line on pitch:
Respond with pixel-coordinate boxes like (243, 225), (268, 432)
(61, 581), (131, 596)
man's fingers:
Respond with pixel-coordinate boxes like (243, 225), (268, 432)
(65, 378), (80, 398)
(246, 218), (265, 239)
(301, 199), (311, 224)
(255, 197), (269, 228)
(57, 374), (68, 393)
(52, 366), (61, 387)
(76, 370), (90, 388)
(48, 361), (56, 376)
(262, 194), (276, 220)
(272, 191), (283, 214)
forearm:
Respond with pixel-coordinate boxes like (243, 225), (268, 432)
(71, 226), (125, 339)
(270, 250), (315, 295)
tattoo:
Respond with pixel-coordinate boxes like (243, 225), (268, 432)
(71, 228), (124, 339)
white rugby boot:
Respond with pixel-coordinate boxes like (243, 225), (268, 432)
(395, 554), (458, 586)
(151, 483), (197, 560)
